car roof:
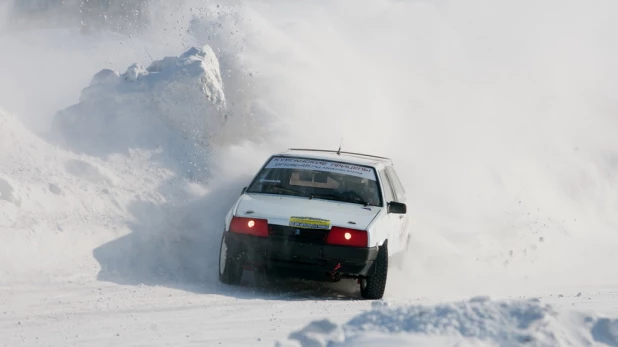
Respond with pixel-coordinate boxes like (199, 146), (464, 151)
(274, 148), (393, 168)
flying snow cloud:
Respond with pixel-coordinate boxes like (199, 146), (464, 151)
(183, 0), (618, 297)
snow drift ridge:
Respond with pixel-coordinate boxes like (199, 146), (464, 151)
(280, 297), (618, 347)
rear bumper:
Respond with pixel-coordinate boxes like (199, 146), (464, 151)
(223, 231), (379, 281)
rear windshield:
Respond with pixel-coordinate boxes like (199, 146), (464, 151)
(246, 156), (383, 207)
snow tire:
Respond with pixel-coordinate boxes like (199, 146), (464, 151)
(218, 233), (243, 285)
(360, 241), (389, 300)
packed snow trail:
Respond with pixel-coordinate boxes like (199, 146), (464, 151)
(0, 281), (375, 347)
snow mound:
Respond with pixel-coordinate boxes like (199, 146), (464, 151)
(279, 297), (618, 347)
(0, 40), (267, 285)
(0, 107), (173, 282)
(52, 45), (226, 179)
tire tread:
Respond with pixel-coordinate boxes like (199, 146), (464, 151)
(218, 234), (243, 285)
(360, 242), (388, 299)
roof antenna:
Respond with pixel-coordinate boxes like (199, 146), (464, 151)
(337, 137), (343, 155)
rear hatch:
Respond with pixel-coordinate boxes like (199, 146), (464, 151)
(235, 194), (381, 231)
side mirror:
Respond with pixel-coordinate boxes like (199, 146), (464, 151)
(241, 187), (247, 195)
(387, 201), (406, 214)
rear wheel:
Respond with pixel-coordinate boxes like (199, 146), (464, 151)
(360, 241), (388, 299)
(218, 233), (243, 285)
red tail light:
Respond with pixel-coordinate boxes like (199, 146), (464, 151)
(326, 226), (368, 247)
(229, 216), (268, 237)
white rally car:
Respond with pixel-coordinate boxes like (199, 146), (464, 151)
(218, 148), (409, 299)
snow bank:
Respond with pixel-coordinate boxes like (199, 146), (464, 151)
(0, 98), (260, 285)
(0, 37), (271, 286)
(0, 107), (174, 282)
(279, 297), (618, 347)
(45, 43), (275, 285)
(52, 44), (227, 180)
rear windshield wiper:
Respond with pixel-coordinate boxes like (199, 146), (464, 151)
(344, 197), (369, 206)
(309, 193), (370, 206)
(340, 191), (370, 206)
(271, 185), (307, 197)
(308, 193), (340, 202)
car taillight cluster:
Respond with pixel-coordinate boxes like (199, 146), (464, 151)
(229, 217), (368, 247)
(325, 226), (368, 247)
(229, 216), (268, 237)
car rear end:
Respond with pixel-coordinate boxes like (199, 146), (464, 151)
(223, 214), (379, 281)
(220, 154), (386, 282)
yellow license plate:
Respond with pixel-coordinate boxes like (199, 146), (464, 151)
(289, 217), (331, 230)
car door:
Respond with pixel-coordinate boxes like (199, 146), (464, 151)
(384, 165), (408, 253)
(378, 168), (400, 253)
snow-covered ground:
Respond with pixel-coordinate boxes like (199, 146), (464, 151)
(280, 296), (618, 347)
(1, 0), (618, 346)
